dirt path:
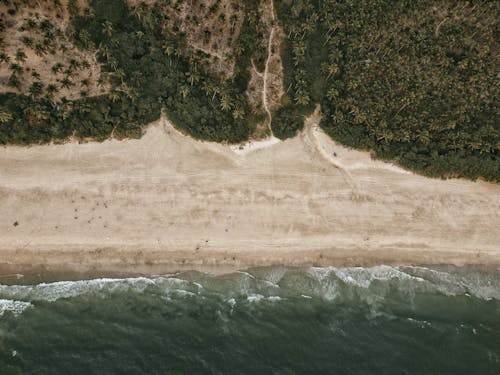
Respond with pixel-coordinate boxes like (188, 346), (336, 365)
(305, 108), (361, 197)
(262, 26), (276, 134)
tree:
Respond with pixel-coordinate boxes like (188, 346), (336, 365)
(69, 59), (80, 70)
(0, 108), (13, 124)
(78, 30), (93, 49)
(294, 90), (310, 106)
(185, 69), (200, 86)
(52, 63), (64, 74)
(47, 84), (59, 94)
(0, 53), (10, 63)
(29, 82), (44, 98)
(132, 2), (148, 20)
(15, 49), (27, 63)
(108, 90), (121, 103)
(102, 21), (114, 38)
(179, 85), (190, 99)
(21, 36), (33, 47)
(220, 95), (232, 111)
(232, 107), (245, 120)
(321, 63), (339, 79)
(67, 0), (80, 17)
(9, 63), (23, 74)
(34, 43), (46, 56)
(60, 77), (73, 89)
(7, 74), (21, 89)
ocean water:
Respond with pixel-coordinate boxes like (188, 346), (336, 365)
(0, 266), (499, 374)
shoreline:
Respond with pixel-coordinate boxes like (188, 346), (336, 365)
(1, 116), (499, 278)
(1, 245), (500, 282)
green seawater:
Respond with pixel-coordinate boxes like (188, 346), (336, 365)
(0, 266), (499, 374)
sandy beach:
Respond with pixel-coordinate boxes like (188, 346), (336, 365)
(1, 114), (499, 276)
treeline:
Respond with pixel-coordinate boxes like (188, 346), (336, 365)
(0, 0), (498, 182)
(274, 0), (499, 181)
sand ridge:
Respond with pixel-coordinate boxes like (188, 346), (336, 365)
(0, 115), (499, 276)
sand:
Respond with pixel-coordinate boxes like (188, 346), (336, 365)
(1, 113), (499, 277)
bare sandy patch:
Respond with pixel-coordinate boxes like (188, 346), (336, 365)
(0, 0), (109, 101)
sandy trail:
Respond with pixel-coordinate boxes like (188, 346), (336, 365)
(0, 116), (499, 276)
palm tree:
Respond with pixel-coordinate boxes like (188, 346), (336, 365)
(202, 81), (214, 97)
(9, 63), (23, 74)
(25, 106), (49, 124)
(232, 107), (245, 120)
(101, 21), (114, 38)
(322, 63), (339, 79)
(21, 36), (33, 47)
(80, 60), (90, 69)
(292, 43), (305, 59)
(7, 74), (20, 89)
(108, 90), (121, 103)
(34, 43), (46, 56)
(15, 49), (27, 63)
(179, 85), (190, 99)
(60, 77), (73, 89)
(52, 62), (64, 74)
(130, 71), (143, 87)
(0, 108), (13, 124)
(99, 44), (113, 61)
(29, 82), (44, 98)
(114, 68), (126, 83)
(125, 87), (138, 102)
(162, 43), (175, 66)
(220, 95), (232, 111)
(132, 2), (148, 20)
(162, 43), (174, 56)
(326, 88), (339, 101)
(69, 59), (80, 70)
(294, 90), (310, 106)
(0, 52), (10, 63)
(107, 57), (118, 71)
(78, 30), (93, 49)
(47, 84), (59, 94)
(185, 70), (200, 86)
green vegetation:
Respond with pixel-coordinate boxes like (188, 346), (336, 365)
(0, 0), (498, 181)
(275, 0), (499, 181)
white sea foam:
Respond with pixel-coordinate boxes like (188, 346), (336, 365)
(0, 266), (497, 305)
(0, 277), (157, 302)
(267, 296), (282, 302)
(0, 299), (32, 317)
(398, 266), (500, 300)
(305, 265), (500, 302)
(247, 294), (264, 303)
(246, 294), (281, 303)
(0, 276), (197, 302)
(261, 267), (287, 286)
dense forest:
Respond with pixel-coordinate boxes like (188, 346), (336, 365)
(0, 0), (498, 181)
(274, 0), (499, 180)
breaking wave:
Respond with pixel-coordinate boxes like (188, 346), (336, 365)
(0, 265), (499, 374)
(0, 265), (498, 313)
